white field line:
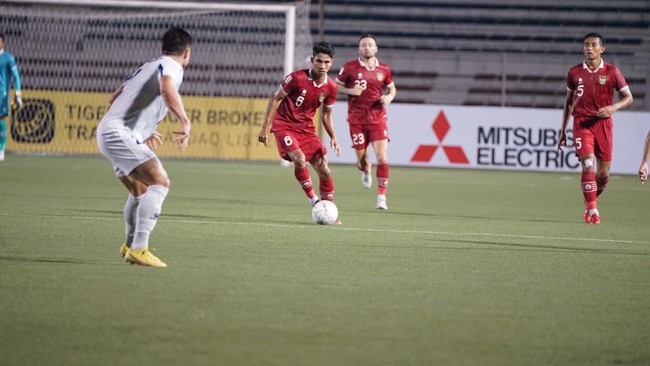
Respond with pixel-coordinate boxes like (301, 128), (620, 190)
(2, 213), (647, 245)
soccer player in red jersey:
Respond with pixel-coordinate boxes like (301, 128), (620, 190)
(336, 34), (397, 210)
(558, 33), (633, 224)
(258, 41), (341, 220)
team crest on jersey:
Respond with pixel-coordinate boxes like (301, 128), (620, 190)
(357, 73), (363, 79)
(599, 75), (607, 85)
(377, 73), (385, 81)
(319, 93), (326, 102)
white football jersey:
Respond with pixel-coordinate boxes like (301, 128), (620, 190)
(100, 55), (183, 142)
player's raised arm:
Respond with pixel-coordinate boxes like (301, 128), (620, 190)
(160, 75), (190, 150)
(258, 86), (286, 146)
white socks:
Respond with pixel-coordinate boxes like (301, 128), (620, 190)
(131, 185), (169, 250)
(123, 194), (141, 246)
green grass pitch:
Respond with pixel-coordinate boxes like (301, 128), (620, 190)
(1, 155), (648, 365)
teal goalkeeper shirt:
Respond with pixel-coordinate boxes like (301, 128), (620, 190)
(0, 49), (22, 114)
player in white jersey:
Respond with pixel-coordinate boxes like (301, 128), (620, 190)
(97, 27), (192, 267)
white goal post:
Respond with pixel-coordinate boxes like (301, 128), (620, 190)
(7, 0), (299, 79)
(1, 0), (314, 159)
(1, 0), (312, 96)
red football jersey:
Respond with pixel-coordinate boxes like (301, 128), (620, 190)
(566, 60), (628, 119)
(271, 68), (337, 134)
(336, 58), (394, 125)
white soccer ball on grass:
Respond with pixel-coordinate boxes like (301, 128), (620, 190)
(311, 200), (338, 225)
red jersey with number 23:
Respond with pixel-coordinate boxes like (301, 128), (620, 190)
(271, 68), (337, 134)
(566, 60), (628, 120)
(336, 58), (394, 125)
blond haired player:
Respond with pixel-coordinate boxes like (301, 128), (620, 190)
(336, 34), (397, 210)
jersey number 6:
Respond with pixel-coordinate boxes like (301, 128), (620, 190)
(284, 135), (294, 147)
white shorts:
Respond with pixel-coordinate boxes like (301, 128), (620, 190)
(97, 125), (156, 177)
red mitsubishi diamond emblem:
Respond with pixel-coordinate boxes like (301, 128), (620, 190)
(411, 111), (469, 164)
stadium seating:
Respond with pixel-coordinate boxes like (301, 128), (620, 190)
(5, 0), (649, 110)
(314, 0), (650, 110)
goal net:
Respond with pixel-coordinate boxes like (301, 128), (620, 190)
(1, 0), (314, 160)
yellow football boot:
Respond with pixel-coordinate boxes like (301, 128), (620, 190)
(125, 248), (167, 268)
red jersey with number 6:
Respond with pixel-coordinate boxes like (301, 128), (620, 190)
(336, 58), (394, 125)
(271, 68), (337, 134)
(566, 60), (628, 119)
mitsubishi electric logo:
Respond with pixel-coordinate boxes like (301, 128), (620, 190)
(410, 111), (469, 164)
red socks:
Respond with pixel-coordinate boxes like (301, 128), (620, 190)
(377, 163), (389, 195)
(294, 167), (316, 199)
(319, 176), (335, 201)
(581, 171), (597, 210)
(295, 166), (335, 201)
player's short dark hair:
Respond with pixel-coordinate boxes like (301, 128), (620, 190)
(162, 27), (192, 55)
(359, 33), (378, 46)
(0, 33), (5, 42)
(584, 32), (605, 46)
(313, 41), (335, 58)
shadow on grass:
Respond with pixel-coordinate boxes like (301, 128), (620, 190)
(348, 209), (577, 225)
(0, 255), (123, 266)
(419, 238), (650, 256)
(26, 209), (314, 227)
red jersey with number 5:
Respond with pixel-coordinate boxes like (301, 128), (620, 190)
(336, 58), (394, 125)
(271, 68), (337, 134)
(566, 60), (628, 119)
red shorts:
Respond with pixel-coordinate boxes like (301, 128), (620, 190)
(348, 122), (389, 150)
(572, 116), (613, 161)
(273, 129), (327, 162)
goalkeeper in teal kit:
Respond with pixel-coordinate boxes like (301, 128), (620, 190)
(0, 32), (23, 161)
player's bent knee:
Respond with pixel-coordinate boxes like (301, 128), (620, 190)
(154, 176), (171, 188)
(292, 159), (308, 169)
(314, 163), (331, 178)
(581, 157), (594, 170)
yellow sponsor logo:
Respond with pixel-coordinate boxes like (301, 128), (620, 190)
(6, 90), (301, 161)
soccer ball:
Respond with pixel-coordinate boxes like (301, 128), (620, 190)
(311, 200), (338, 225)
